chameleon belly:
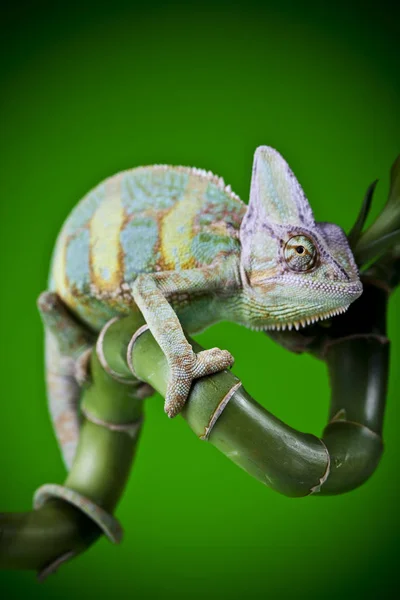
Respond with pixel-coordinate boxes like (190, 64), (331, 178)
(50, 165), (245, 331)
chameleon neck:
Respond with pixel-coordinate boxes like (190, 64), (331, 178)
(175, 290), (240, 334)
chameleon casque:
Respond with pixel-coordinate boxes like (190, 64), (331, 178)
(39, 146), (363, 470)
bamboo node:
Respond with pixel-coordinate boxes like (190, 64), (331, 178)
(309, 438), (331, 494)
(324, 419), (383, 442)
(199, 381), (242, 441)
(322, 333), (389, 359)
(37, 550), (75, 582)
(127, 324), (150, 379)
(33, 484), (123, 544)
(96, 317), (138, 384)
(81, 407), (144, 437)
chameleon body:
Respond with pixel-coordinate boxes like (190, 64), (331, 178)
(39, 146), (362, 469)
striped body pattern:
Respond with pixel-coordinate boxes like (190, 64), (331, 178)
(50, 166), (245, 332)
(41, 146), (363, 471)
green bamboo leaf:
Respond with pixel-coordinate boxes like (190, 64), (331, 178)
(353, 155), (400, 267)
(388, 155), (400, 207)
(355, 228), (400, 267)
(348, 180), (377, 246)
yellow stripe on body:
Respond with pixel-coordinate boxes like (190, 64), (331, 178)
(52, 230), (78, 309)
(160, 175), (208, 270)
(90, 175), (125, 291)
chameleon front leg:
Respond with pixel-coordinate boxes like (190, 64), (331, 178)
(131, 263), (239, 418)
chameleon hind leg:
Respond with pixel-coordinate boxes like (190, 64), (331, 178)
(37, 292), (96, 469)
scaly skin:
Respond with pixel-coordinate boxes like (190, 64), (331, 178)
(40, 146), (362, 462)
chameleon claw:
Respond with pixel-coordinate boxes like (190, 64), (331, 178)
(164, 347), (234, 418)
(193, 348), (234, 376)
(164, 378), (192, 418)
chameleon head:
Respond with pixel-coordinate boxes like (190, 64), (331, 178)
(239, 146), (363, 331)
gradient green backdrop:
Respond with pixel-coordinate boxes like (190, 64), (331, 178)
(1, 1), (399, 598)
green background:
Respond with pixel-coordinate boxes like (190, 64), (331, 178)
(1, 1), (399, 598)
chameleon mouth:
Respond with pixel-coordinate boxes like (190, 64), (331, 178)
(261, 304), (350, 332)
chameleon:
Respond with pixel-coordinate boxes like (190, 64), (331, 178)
(39, 146), (363, 469)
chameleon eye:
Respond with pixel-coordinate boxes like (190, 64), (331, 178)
(284, 235), (317, 271)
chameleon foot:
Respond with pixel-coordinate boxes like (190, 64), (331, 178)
(74, 347), (93, 388)
(165, 347), (234, 418)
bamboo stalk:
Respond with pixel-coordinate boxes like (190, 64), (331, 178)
(0, 347), (144, 573)
(1, 155), (399, 573)
(127, 319), (330, 497)
(2, 282), (389, 571)
(126, 280), (388, 496)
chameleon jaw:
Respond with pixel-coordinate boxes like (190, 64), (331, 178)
(255, 304), (350, 332)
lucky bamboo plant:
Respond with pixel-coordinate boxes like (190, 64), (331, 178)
(0, 155), (399, 578)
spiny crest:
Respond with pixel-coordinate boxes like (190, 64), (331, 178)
(137, 164), (242, 203)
